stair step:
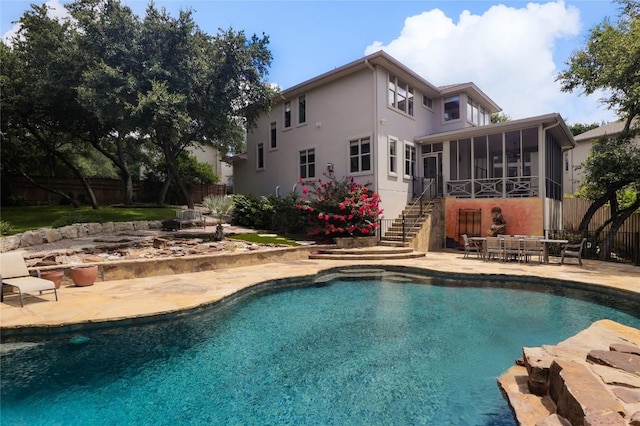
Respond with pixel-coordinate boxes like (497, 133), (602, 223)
(377, 240), (412, 248)
(317, 247), (414, 255)
(309, 252), (426, 260)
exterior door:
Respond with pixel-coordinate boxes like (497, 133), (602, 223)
(422, 154), (443, 198)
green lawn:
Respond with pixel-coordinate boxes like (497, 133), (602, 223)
(227, 233), (302, 246)
(0, 205), (177, 235)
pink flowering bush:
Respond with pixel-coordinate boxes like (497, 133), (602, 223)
(296, 174), (383, 238)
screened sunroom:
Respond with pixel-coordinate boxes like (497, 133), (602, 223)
(414, 113), (574, 202)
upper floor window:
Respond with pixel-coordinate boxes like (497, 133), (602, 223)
(467, 97), (490, 126)
(389, 138), (397, 174)
(270, 122), (277, 149)
(284, 101), (291, 128)
(349, 137), (371, 173)
(299, 148), (315, 179)
(257, 142), (265, 170)
(404, 143), (416, 177)
(422, 95), (433, 109)
(388, 74), (414, 116)
(298, 95), (306, 124)
(444, 95), (460, 121)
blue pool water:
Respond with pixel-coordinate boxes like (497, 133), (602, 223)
(1, 273), (639, 426)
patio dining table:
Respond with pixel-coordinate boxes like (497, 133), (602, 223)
(468, 236), (569, 264)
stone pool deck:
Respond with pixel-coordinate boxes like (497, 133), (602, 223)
(1, 249), (639, 425)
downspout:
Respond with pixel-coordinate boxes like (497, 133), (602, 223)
(365, 59), (378, 194)
(542, 118), (562, 234)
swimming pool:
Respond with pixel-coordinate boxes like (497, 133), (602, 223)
(1, 270), (639, 425)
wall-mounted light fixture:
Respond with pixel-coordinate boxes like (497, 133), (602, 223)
(326, 162), (334, 173)
(316, 122), (322, 128)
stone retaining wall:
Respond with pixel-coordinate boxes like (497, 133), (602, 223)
(0, 221), (164, 252)
(33, 245), (324, 286)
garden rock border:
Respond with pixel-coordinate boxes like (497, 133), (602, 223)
(0, 221), (164, 252)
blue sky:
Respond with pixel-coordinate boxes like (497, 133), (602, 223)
(1, 0), (623, 125)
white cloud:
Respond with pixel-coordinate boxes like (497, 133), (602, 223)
(365, 1), (617, 125)
(2, 0), (70, 45)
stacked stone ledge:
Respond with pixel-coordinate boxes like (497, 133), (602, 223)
(0, 221), (163, 252)
(499, 320), (640, 426)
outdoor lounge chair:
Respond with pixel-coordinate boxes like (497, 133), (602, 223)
(561, 238), (587, 266)
(0, 251), (58, 307)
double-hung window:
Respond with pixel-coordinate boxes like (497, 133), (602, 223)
(389, 138), (398, 174)
(299, 148), (315, 179)
(270, 122), (277, 149)
(404, 143), (416, 178)
(349, 137), (371, 173)
(257, 143), (265, 170)
(298, 95), (306, 125)
(284, 101), (291, 128)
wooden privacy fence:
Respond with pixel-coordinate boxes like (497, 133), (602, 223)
(5, 176), (230, 206)
(563, 197), (640, 233)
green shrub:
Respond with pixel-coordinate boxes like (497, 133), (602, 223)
(231, 194), (273, 229)
(0, 220), (13, 236)
(51, 212), (99, 228)
(231, 193), (306, 233)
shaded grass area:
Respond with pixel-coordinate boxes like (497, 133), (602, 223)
(0, 205), (176, 235)
(227, 233), (302, 246)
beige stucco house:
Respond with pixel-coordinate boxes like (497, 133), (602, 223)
(232, 51), (575, 245)
(564, 120), (640, 194)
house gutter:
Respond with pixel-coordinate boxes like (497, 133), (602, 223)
(365, 58), (379, 193)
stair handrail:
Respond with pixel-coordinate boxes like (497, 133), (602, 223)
(378, 180), (435, 244)
(403, 180), (435, 238)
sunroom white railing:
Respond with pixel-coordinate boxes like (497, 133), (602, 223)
(446, 176), (539, 198)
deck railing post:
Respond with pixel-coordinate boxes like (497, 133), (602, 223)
(402, 215), (406, 244)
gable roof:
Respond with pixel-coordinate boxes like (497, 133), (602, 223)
(573, 119), (640, 142)
(276, 50), (501, 113)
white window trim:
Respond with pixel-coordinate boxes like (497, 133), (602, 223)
(403, 141), (416, 180)
(388, 136), (398, 177)
(421, 94), (434, 111)
(297, 94), (307, 126)
(347, 133), (373, 177)
(269, 121), (278, 151)
(283, 101), (292, 129)
(256, 142), (265, 171)
(298, 146), (317, 180)
(442, 94), (462, 124)
(387, 73), (415, 118)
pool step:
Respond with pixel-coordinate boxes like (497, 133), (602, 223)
(309, 246), (425, 260)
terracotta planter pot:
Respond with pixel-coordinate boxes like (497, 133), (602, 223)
(70, 266), (98, 287)
(39, 270), (64, 289)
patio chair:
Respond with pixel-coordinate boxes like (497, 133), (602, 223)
(502, 236), (522, 262)
(522, 238), (543, 263)
(0, 252), (58, 307)
(561, 238), (587, 266)
(485, 237), (503, 261)
(462, 234), (481, 259)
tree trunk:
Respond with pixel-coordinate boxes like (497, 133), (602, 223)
(163, 145), (194, 209)
(157, 166), (172, 205)
(598, 193), (640, 260)
(578, 189), (616, 233)
(89, 135), (134, 205)
(29, 126), (99, 209)
(19, 171), (79, 207)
